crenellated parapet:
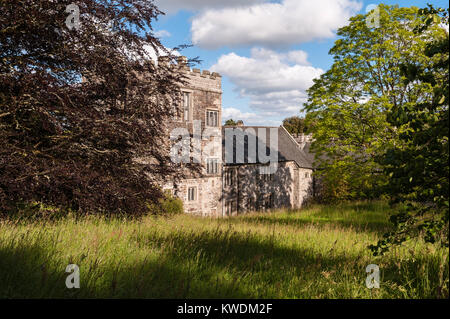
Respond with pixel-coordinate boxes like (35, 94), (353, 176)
(176, 56), (221, 78)
(157, 56), (222, 93)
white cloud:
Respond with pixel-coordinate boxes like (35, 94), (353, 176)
(191, 0), (362, 49)
(154, 30), (171, 38)
(154, 0), (266, 14)
(286, 51), (309, 65)
(139, 45), (180, 64)
(211, 48), (323, 118)
(222, 107), (281, 126)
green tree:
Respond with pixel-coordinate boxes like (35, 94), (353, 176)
(370, 6), (449, 255)
(224, 119), (237, 126)
(303, 4), (446, 202)
(282, 116), (308, 135)
(224, 119), (244, 126)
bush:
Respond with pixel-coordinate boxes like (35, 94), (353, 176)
(147, 192), (184, 217)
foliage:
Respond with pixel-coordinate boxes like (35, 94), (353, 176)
(224, 119), (244, 126)
(282, 116), (308, 135)
(224, 119), (237, 126)
(147, 191), (184, 216)
(370, 6), (449, 255)
(0, 202), (447, 298)
(304, 4), (446, 202)
(0, 0), (189, 215)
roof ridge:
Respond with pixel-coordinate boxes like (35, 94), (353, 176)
(279, 126), (313, 169)
(280, 125), (302, 148)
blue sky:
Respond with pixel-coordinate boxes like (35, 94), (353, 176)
(152, 0), (449, 126)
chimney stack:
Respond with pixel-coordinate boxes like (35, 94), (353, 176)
(177, 56), (188, 65)
(177, 56), (190, 71)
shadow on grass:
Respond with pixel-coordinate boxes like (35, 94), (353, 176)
(121, 227), (447, 298)
(0, 228), (354, 298)
(1, 209), (446, 298)
(0, 229), (447, 298)
(219, 201), (395, 235)
(380, 253), (449, 299)
(0, 241), (250, 298)
(0, 244), (74, 298)
(122, 228), (355, 298)
(229, 214), (392, 234)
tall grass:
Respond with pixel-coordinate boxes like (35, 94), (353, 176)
(0, 201), (448, 298)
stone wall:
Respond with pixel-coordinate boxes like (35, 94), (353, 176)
(222, 162), (313, 216)
(163, 176), (222, 217)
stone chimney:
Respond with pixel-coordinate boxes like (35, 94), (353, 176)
(177, 56), (190, 72)
(293, 133), (312, 149)
(177, 56), (189, 70)
(177, 56), (187, 65)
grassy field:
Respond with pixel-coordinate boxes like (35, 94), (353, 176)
(0, 201), (448, 298)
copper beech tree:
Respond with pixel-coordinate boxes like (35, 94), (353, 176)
(0, 0), (190, 215)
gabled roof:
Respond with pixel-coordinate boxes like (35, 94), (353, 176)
(221, 126), (314, 169)
(278, 126), (314, 169)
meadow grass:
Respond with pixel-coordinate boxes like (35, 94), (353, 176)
(0, 201), (448, 298)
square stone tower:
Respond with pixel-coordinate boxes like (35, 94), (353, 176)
(162, 56), (223, 217)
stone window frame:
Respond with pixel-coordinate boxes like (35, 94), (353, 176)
(225, 200), (236, 215)
(187, 186), (197, 201)
(206, 158), (219, 175)
(181, 89), (194, 123)
(205, 109), (219, 127)
(224, 169), (235, 186)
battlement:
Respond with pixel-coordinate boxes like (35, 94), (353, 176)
(189, 67), (222, 80)
(157, 56), (221, 91)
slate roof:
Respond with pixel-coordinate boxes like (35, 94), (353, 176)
(222, 126), (314, 169)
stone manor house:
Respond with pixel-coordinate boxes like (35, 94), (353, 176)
(162, 56), (315, 217)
